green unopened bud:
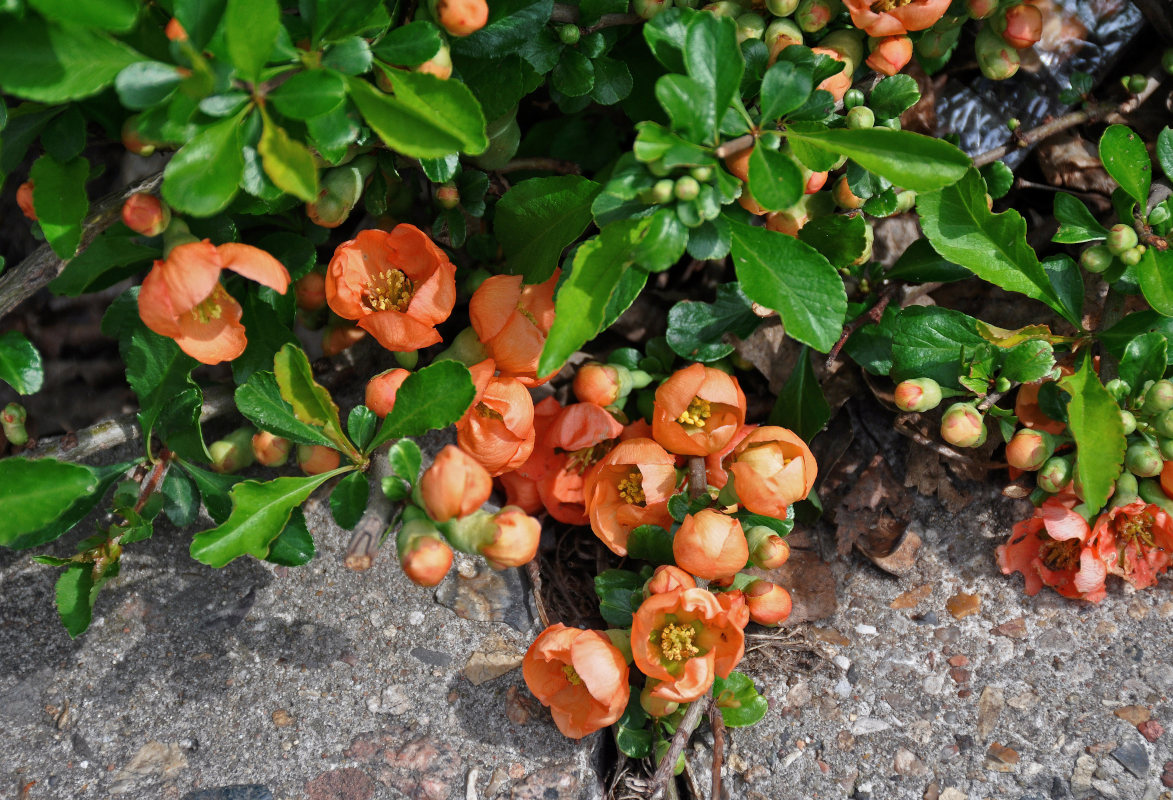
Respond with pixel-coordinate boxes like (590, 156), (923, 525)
(1005, 428), (1055, 471)
(1148, 204), (1171, 227)
(819, 29), (864, 73)
(794, 0), (839, 33)
(764, 18), (803, 54)
(843, 88), (866, 109)
(690, 166), (713, 182)
(736, 12), (766, 41)
(1161, 437), (1173, 461)
(1079, 244), (1114, 274)
(1138, 477), (1173, 516)
(674, 175), (701, 201)
(1143, 379), (1173, 414)
(1120, 246), (1144, 267)
(645, 178), (675, 204)
(1127, 74), (1149, 94)
(765, 0), (799, 15)
(604, 629), (634, 662)
(940, 403), (985, 447)
(1126, 442), (1164, 478)
(210, 427), (256, 474)
(1121, 409), (1137, 435)
(893, 377), (943, 412)
(1105, 378), (1131, 401)
(746, 525), (791, 569)
(1006, 117), (1020, 131)
(1, 402), (27, 447)
(634, 0), (671, 19)
(558, 23), (581, 44)
(1114, 471), (1139, 501)
(640, 682), (680, 717)
(1153, 409), (1173, 438)
(1036, 455), (1073, 493)
(994, 376), (1012, 393)
(1106, 223), (1139, 255)
(975, 25), (1020, 80)
(846, 106), (875, 129)
(648, 158), (673, 177)
(703, 0), (742, 18)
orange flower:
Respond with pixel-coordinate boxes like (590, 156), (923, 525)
(295, 272), (327, 311)
(646, 565), (696, 596)
(498, 470), (543, 514)
(400, 532), (454, 587)
(705, 423), (755, 490)
(16, 181), (36, 220)
(866, 35), (913, 76)
(325, 225), (456, 352)
(480, 506), (541, 568)
(652, 363), (747, 457)
(365, 368), (410, 418)
(673, 510), (749, 580)
(584, 438), (678, 555)
(843, 0), (951, 37)
(1091, 501), (1173, 591)
(138, 239), (291, 364)
(522, 624), (630, 739)
(121, 193), (170, 236)
(573, 362), (623, 406)
(469, 271), (559, 386)
(631, 587), (747, 704)
(297, 444), (342, 475)
(727, 426), (817, 518)
(995, 496), (1107, 601)
(537, 403), (623, 525)
(812, 47), (853, 102)
(1015, 372), (1069, 434)
(420, 445), (492, 522)
(745, 579), (792, 626)
(456, 375), (535, 476)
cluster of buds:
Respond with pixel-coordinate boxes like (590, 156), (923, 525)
(974, 2), (1043, 80)
(1080, 224), (1147, 274)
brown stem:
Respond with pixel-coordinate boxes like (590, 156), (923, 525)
(550, 3), (641, 31)
(825, 285), (896, 369)
(133, 453), (171, 514)
(344, 443), (395, 571)
(649, 695), (712, 800)
(496, 157), (582, 175)
(709, 702), (726, 800)
(714, 134), (755, 160)
(526, 559), (551, 628)
(687, 456), (707, 500)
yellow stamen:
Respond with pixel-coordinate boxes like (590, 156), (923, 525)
(476, 402), (504, 421)
(189, 287), (226, 324)
(1038, 537), (1080, 572)
(565, 441), (613, 474)
(617, 469), (645, 504)
(562, 664), (583, 686)
(363, 268), (414, 313)
(870, 0), (915, 11)
(518, 307), (539, 327)
(1117, 513), (1156, 548)
(658, 623), (699, 662)
(676, 397), (711, 429)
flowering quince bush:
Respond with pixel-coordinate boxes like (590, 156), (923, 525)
(0, 0), (1168, 788)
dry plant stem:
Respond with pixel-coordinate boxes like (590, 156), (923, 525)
(133, 454), (170, 514)
(709, 703), (726, 800)
(0, 171), (164, 321)
(550, 2), (640, 32)
(27, 384), (234, 462)
(687, 456), (707, 500)
(344, 443), (394, 571)
(972, 70), (1165, 168)
(496, 157), (582, 175)
(525, 560), (552, 627)
(648, 695), (713, 800)
(714, 134), (755, 160)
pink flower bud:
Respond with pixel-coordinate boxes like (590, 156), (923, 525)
(365, 368), (411, 419)
(399, 522), (454, 587)
(1004, 429), (1054, 471)
(965, 0), (999, 19)
(745, 580), (793, 626)
(975, 25), (1020, 79)
(251, 431), (292, 467)
(940, 404), (986, 448)
(893, 378), (943, 412)
(16, 181), (36, 221)
(1000, 3), (1042, 49)
(480, 507), (541, 568)
(866, 35), (913, 77)
(297, 444), (341, 475)
(121, 193), (170, 237)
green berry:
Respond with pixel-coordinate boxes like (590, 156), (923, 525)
(736, 12), (766, 41)
(1120, 246), (1144, 267)
(846, 106), (875, 129)
(648, 159), (672, 177)
(1079, 244), (1114, 274)
(1154, 408), (1173, 438)
(1126, 442), (1164, 478)
(1160, 436), (1173, 461)
(1121, 409), (1137, 435)
(1106, 223), (1139, 255)
(1007, 117), (1020, 131)
(1037, 455), (1073, 493)
(844, 89), (866, 109)
(1105, 378), (1131, 401)
(558, 24), (581, 45)
(766, 0), (800, 15)
(1127, 74), (1149, 94)
(674, 176), (700, 201)
(690, 166), (713, 183)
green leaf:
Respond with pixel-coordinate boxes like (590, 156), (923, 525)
(684, 13), (743, 144)
(797, 213), (868, 269)
(179, 460), (241, 524)
(270, 69), (347, 120)
(235, 371), (337, 447)
(323, 36), (374, 75)
(728, 219), (846, 353)
(626, 525), (675, 565)
(759, 60), (812, 122)
(539, 219), (648, 376)
(371, 21), (443, 66)
(1157, 127), (1173, 184)
(4, 460), (132, 550)
(769, 346), (831, 441)
(1138, 248), (1173, 317)
(388, 438), (423, 481)
(552, 49), (595, 97)
(161, 466), (200, 528)
(0, 330), (43, 395)
(1000, 339), (1055, 384)
(190, 468), (350, 567)
(369, 360), (476, 450)
(495, 176), (601, 283)
(174, 0), (228, 49)
(590, 55), (633, 106)
(347, 77), (467, 159)
(330, 471), (369, 529)
(225, 0), (281, 81)
(868, 74), (919, 119)
(347, 406), (377, 452)
(1101, 312), (1173, 365)
(55, 564), (97, 638)
(666, 283), (761, 362)
(1042, 254), (1083, 325)
(786, 127), (970, 193)
(1118, 331), (1168, 392)
(614, 695), (653, 759)
(28, 0), (140, 31)
(0, 458), (97, 547)
(889, 306), (988, 387)
(30, 154), (88, 258)
(258, 108), (319, 202)
(633, 208), (689, 273)
(265, 507), (316, 566)
(377, 67), (488, 155)
(747, 146), (803, 212)
(1052, 193), (1110, 244)
(162, 113), (246, 217)
(643, 7), (690, 73)
(0, 16), (141, 102)
(1060, 358), (1125, 512)
(712, 671), (768, 727)
(594, 568), (643, 627)
(980, 161), (1013, 201)
(449, 0), (554, 59)
(273, 343), (356, 458)
(312, 0), (381, 43)
(1099, 124), (1151, 207)
(885, 238), (971, 283)
(115, 62), (183, 110)
(917, 169), (1074, 324)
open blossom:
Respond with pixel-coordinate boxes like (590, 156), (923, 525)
(523, 624), (630, 739)
(631, 587), (747, 704)
(1090, 501), (1173, 591)
(843, 0), (952, 37)
(584, 438), (677, 555)
(325, 225), (456, 352)
(652, 363), (747, 457)
(995, 496), (1107, 602)
(537, 403), (624, 525)
(138, 239), (291, 364)
(727, 426), (817, 518)
(456, 375), (535, 476)
(470, 271), (558, 386)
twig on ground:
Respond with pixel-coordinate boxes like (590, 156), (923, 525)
(649, 695), (712, 800)
(526, 559), (551, 627)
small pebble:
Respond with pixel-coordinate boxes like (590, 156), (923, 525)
(946, 593), (981, 619)
(1111, 741), (1149, 779)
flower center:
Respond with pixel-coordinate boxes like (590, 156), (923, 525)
(189, 286), (227, 324)
(658, 623), (699, 662)
(1116, 513), (1156, 548)
(476, 402), (504, 421)
(363, 268), (414, 313)
(561, 663), (583, 686)
(1038, 537), (1080, 572)
(870, 0), (915, 11)
(677, 397), (711, 429)
(565, 441), (614, 474)
(617, 469), (645, 504)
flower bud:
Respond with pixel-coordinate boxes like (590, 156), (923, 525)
(16, 181), (36, 221)
(736, 12), (766, 42)
(321, 323), (366, 356)
(1152, 409), (1173, 439)
(844, 88), (866, 109)
(557, 23), (582, 44)
(1161, 437), (1173, 461)
(674, 175), (701, 201)
(1, 402), (28, 447)
(999, 3), (1041, 49)
(703, 1), (741, 18)
(866, 35), (913, 77)
(765, 206), (808, 237)
(893, 377), (943, 412)
(398, 520), (454, 587)
(804, 170), (828, 194)
(420, 445), (493, 522)
(416, 43), (453, 79)
(165, 17), (188, 41)
(251, 431), (292, 467)
(1079, 244), (1114, 274)
(745, 579), (793, 626)
(297, 444), (342, 475)
(1121, 409), (1137, 436)
(434, 0), (489, 36)
(795, 0), (839, 33)
(121, 193), (170, 236)
(645, 565), (697, 596)
(1036, 454), (1072, 493)
(766, 0), (800, 14)
(1119, 246), (1144, 267)
(1126, 74), (1149, 95)
(765, 19), (803, 61)
(573, 362), (625, 406)
(747, 525), (790, 569)
(966, 0), (999, 19)
(646, 178), (675, 205)
(673, 509), (749, 580)
(975, 25), (1020, 80)
(1144, 379), (1173, 414)
(1149, 204), (1171, 227)
(916, 24), (961, 60)
(940, 403), (985, 448)
(1004, 429), (1054, 471)
(436, 183), (461, 209)
(832, 175), (865, 209)
(634, 0), (671, 17)
(210, 427), (256, 474)
(308, 163), (367, 228)
(1106, 223), (1139, 255)
(640, 682), (680, 717)
(294, 272), (327, 312)
(1126, 442), (1163, 478)
(480, 507), (541, 568)
(121, 116), (156, 156)
(994, 376), (1011, 394)
(820, 29), (864, 74)
(365, 368), (411, 419)
(846, 105), (875, 129)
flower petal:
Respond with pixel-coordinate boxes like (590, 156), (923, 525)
(218, 242), (291, 293)
(159, 240), (221, 315)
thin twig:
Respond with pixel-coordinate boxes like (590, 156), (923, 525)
(709, 702), (726, 800)
(687, 456), (707, 500)
(525, 560), (552, 627)
(649, 695), (712, 800)
(714, 134), (755, 160)
(0, 171), (164, 321)
(496, 157), (582, 175)
(826, 285), (896, 369)
(133, 454), (171, 513)
(345, 443), (395, 571)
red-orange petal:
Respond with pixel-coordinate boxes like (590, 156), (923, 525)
(159, 240), (222, 315)
(218, 242), (292, 293)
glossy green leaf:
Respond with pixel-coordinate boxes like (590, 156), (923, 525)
(115, 62), (184, 110)
(1042, 254), (1083, 326)
(55, 564), (97, 638)
(449, 0), (554, 59)
(9, 461), (135, 550)
(312, 0), (382, 43)
(323, 36), (373, 75)
(1138, 248), (1173, 317)
(178, 461), (240, 524)
(666, 283), (760, 362)
(917, 169), (1075, 324)
(161, 466), (200, 528)
(614, 695), (653, 758)
(29, 0), (139, 31)
(633, 207), (689, 272)
(0, 458), (97, 547)
(627, 525), (674, 565)
(0, 16), (141, 102)
(191, 468), (350, 567)
(770, 346), (830, 441)
(369, 360), (476, 450)
(174, 0), (228, 49)
(594, 568), (643, 627)
(270, 69), (347, 120)
(1118, 331), (1168, 392)
(728, 219), (846, 353)
(889, 306), (988, 387)
(1157, 127), (1173, 183)
(684, 13), (742, 143)
(0, 330), (43, 395)
(1099, 124), (1151, 207)
(1100, 312), (1173, 365)
(495, 175), (601, 282)
(552, 49), (595, 97)
(1052, 192), (1109, 244)
(377, 67), (488, 155)
(235, 371), (338, 447)
(885, 238), (970, 283)
(759, 59), (812, 122)
(265, 507), (316, 566)
(590, 55), (633, 105)
(713, 671), (768, 727)
(797, 213), (868, 269)
(258, 109), (319, 202)
(786, 127), (970, 193)
(1060, 358), (1125, 513)
(225, 0), (281, 82)
(347, 406), (377, 452)
(371, 21), (443, 65)
(643, 7), (690, 73)
(273, 343), (355, 457)
(868, 74), (920, 119)
(747, 146), (803, 212)
(388, 438), (423, 482)
(162, 113), (246, 216)
(1000, 339), (1055, 384)
(30, 154), (88, 258)
(347, 77), (467, 159)
(330, 471), (369, 529)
